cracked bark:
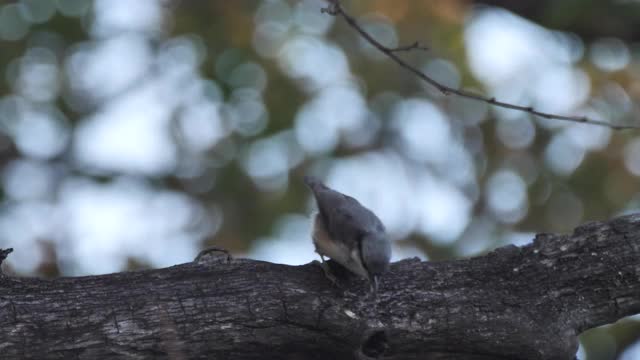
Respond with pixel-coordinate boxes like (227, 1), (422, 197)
(1, 214), (640, 360)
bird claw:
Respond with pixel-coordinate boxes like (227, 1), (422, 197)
(313, 259), (340, 287)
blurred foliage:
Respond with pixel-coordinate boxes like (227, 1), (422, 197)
(1, 1), (640, 359)
(478, 0), (640, 42)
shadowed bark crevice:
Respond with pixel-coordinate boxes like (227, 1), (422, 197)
(1, 214), (640, 359)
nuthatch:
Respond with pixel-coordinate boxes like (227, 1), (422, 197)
(304, 176), (391, 292)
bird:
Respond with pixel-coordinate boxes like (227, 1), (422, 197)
(304, 175), (391, 292)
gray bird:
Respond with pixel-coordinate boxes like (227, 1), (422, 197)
(304, 175), (391, 292)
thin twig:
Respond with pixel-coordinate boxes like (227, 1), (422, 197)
(322, 0), (639, 130)
(389, 41), (429, 53)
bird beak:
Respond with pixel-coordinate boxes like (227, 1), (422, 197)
(371, 275), (379, 294)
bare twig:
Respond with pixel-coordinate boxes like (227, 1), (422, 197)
(389, 41), (429, 53)
(322, 0), (639, 130)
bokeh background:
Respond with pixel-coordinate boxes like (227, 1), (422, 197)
(1, 0), (640, 358)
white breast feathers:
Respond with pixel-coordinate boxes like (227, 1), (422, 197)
(311, 213), (368, 279)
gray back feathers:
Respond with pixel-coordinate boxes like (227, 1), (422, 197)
(304, 176), (385, 249)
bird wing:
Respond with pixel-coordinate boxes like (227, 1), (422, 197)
(311, 213), (369, 278)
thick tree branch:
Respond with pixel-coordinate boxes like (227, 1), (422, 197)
(321, 0), (640, 130)
(1, 214), (640, 359)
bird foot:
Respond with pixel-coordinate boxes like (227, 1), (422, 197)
(313, 259), (340, 287)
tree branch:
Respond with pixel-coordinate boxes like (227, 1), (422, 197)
(321, 0), (640, 131)
(1, 213), (639, 359)
(388, 41), (429, 53)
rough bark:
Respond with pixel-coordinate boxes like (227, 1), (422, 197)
(1, 214), (640, 360)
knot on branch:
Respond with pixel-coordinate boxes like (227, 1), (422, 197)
(194, 247), (232, 265)
(359, 330), (389, 359)
(320, 0), (340, 16)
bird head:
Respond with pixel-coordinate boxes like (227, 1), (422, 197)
(360, 232), (391, 292)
